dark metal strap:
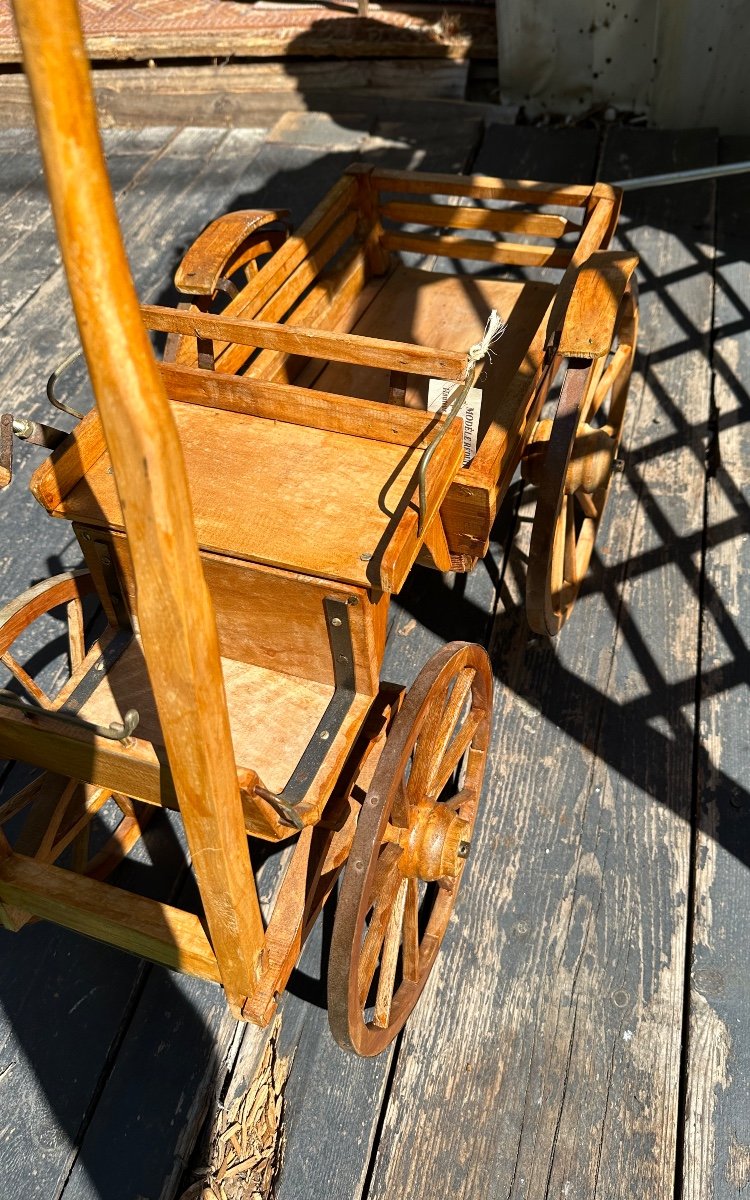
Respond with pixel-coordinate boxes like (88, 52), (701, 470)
(256, 597), (358, 829)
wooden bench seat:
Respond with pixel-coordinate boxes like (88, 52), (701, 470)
(52, 398), (463, 593)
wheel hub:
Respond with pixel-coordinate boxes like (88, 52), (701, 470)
(391, 802), (472, 882)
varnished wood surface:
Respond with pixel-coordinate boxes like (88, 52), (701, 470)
(0, 112), (747, 1200)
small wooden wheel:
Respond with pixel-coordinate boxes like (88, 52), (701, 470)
(524, 285), (639, 636)
(328, 641), (492, 1056)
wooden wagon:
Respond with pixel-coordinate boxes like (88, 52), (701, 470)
(0, 0), (638, 1054)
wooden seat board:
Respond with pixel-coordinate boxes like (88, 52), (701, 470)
(56, 402), (462, 592)
(75, 637), (371, 796)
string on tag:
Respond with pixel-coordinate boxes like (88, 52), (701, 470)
(467, 309), (506, 368)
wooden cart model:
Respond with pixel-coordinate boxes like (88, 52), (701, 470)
(0, 0), (638, 1056)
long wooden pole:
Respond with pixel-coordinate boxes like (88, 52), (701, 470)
(11, 0), (264, 1013)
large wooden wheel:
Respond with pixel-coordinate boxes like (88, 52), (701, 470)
(0, 571), (151, 898)
(523, 284), (639, 636)
(328, 641), (492, 1056)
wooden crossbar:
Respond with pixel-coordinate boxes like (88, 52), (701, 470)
(142, 304), (469, 381)
(380, 200), (575, 239)
(371, 168), (594, 207)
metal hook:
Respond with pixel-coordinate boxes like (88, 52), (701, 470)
(47, 348), (86, 421)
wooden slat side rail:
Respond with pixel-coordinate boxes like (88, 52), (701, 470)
(372, 167), (594, 207)
(218, 173), (357, 327)
(0, 854), (222, 981)
(159, 362), (445, 449)
(246, 241), (369, 383)
(29, 406), (105, 513)
(210, 208), (359, 376)
(13, 0), (264, 1013)
(380, 200), (576, 239)
(141, 303), (469, 381)
(381, 231), (571, 269)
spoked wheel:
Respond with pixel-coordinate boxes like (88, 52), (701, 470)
(328, 641), (492, 1056)
(523, 283), (639, 636)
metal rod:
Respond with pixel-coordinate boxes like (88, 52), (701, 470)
(612, 161), (750, 191)
(0, 688), (139, 741)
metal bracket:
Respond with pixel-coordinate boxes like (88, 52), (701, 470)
(0, 628), (138, 742)
(0, 413), (11, 490)
(255, 597), (358, 829)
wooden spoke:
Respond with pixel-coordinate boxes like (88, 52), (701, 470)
(527, 286), (638, 636)
(1, 651), (53, 709)
(563, 495), (578, 584)
(424, 667), (476, 794)
(427, 709), (483, 801)
(402, 877), (421, 983)
(47, 784), (113, 863)
(66, 596), (86, 671)
(373, 878), (408, 1028)
(85, 804), (154, 881)
(357, 850), (404, 1005)
(576, 490), (599, 520)
(51, 628), (116, 711)
(406, 677), (452, 804)
(70, 825), (90, 874)
(589, 340), (632, 420)
(36, 778), (79, 860)
(330, 642), (492, 1055)
(0, 773), (51, 826)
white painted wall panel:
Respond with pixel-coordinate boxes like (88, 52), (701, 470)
(497, 0), (749, 132)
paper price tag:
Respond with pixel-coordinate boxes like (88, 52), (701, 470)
(427, 379), (483, 466)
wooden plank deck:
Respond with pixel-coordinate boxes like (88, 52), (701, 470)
(0, 108), (748, 1200)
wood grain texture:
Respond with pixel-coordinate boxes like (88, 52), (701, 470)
(58, 399), (464, 593)
(684, 135), (750, 1200)
(0, 61), (470, 128)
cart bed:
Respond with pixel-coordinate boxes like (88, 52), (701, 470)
(311, 266), (555, 435)
(52, 397), (463, 592)
(74, 634), (372, 798)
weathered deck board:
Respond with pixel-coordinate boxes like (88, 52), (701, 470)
(363, 125), (717, 1199)
(685, 135), (750, 1199)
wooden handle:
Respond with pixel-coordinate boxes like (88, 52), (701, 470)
(11, 0), (264, 1010)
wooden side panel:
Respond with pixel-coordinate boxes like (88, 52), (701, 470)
(75, 526), (386, 696)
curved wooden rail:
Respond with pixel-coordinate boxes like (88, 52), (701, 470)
(11, 0), (263, 1012)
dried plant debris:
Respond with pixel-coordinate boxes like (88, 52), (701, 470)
(181, 1023), (290, 1200)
